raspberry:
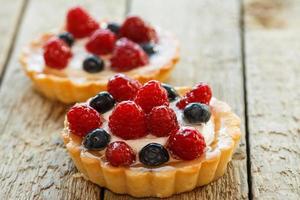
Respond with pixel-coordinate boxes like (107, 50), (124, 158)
(176, 82), (212, 109)
(120, 16), (157, 43)
(43, 37), (72, 69)
(67, 104), (102, 137)
(107, 74), (142, 102)
(105, 141), (136, 167)
(108, 101), (147, 139)
(66, 6), (99, 38)
(110, 38), (149, 71)
(167, 127), (206, 160)
(86, 29), (116, 55)
(148, 106), (179, 137)
(134, 80), (169, 113)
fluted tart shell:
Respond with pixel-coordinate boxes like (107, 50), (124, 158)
(61, 87), (241, 197)
(20, 33), (179, 103)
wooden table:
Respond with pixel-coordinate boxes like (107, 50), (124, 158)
(0, 0), (299, 199)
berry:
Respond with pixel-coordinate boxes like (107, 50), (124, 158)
(139, 143), (169, 166)
(83, 55), (104, 73)
(109, 101), (147, 139)
(183, 103), (211, 123)
(134, 80), (169, 113)
(105, 141), (136, 167)
(148, 105), (179, 137)
(120, 16), (157, 43)
(162, 83), (179, 102)
(106, 22), (120, 34)
(89, 92), (115, 113)
(140, 43), (156, 56)
(43, 37), (72, 69)
(58, 32), (75, 47)
(83, 128), (111, 150)
(107, 74), (142, 102)
(66, 6), (99, 38)
(86, 29), (116, 55)
(176, 82), (212, 109)
(167, 127), (206, 160)
(110, 38), (149, 71)
(67, 104), (102, 137)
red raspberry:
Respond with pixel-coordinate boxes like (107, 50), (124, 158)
(109, 101), (147, 139)
(120, 16), (157, 43)
(148, 105), (179, 137)
(134, 80), (169, 113)
(167, 127), (206, 160)
(86, 29), (116, 55)
(107, 74), (142, 102)
(176, 82), (212, 109)
(43, 37), (72, 69)
(67, 104), (102, 137)
(105, 141), (136, 167)
(110, 38), (149, 71)
(66, 6), (99, 38)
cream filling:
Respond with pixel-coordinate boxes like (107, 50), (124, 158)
(26, 26), (178, 84)
(99, 101), (215, 154)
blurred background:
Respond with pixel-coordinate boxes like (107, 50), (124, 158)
(0, 0), (299, 199)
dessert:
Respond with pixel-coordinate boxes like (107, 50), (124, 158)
(62, 74), (241, 197)
(20, 6), (179, 103)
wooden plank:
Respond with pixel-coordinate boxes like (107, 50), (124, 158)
(104, 0), (248, 199)
(0, 0), (26, 79)
(0, 0), (126, 199)
(244, 0), (300, 199)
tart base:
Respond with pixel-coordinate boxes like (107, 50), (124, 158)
(61, 87), (241, 198)
(20, 33), (179, 104)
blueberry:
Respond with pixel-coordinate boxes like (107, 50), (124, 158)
(83, 128), (111, 150)
(140, 43), (157, 56)
(183, 103), (211, 123)
(58, 32), (74, 47)
(162, 83), (179, 102)
(139, 143), (169, 166)
(89, 92), (115, 113)
(106, 22), (120, 34)
(83, 55), (104, 73)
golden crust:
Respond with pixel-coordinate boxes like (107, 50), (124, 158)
(61, 87), (241, 198)
(20, 33), (179, 104)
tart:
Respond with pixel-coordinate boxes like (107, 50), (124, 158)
(62, 74), (241, 198)
(20, 6), (179, 103)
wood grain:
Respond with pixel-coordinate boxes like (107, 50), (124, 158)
(244, 0), (300, 199)
(0, 0), (26, 79)
(0, 0), (126, 199)
(104, 0), (248, 199)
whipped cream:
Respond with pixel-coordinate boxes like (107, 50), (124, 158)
(26, 27), (178, 84)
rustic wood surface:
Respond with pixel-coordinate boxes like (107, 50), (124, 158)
(0, 0), (299, 200)
(0, 0), (26, 77)
(244, 0), (300, 199)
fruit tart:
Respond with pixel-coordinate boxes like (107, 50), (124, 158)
(62, 74), (241, 198)
(20, 6), (179, 103)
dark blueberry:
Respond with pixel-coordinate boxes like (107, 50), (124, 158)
(89, 92), (115, 113)
(140, 43), (157, 56)
(83, 128), (111, 150)
(58, 32), (74, 47)
(162, 83), (179, 102)
(83, 55), (104, 73)
(139, 143), (169, 166)
(106, 22), (120, 34)
(183, 103), (211, 123)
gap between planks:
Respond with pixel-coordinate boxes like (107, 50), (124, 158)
(0, 0), (29, 87)
(239, 0), (253, 200)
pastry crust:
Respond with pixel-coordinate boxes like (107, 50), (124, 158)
(61, 87), (241, 198)
(20, 33), (179, 104)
